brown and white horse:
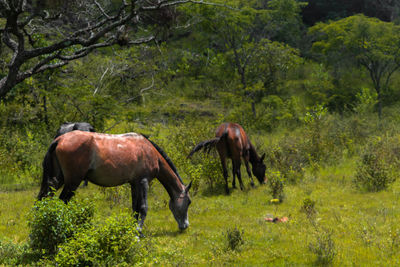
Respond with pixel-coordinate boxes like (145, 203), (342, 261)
(188, 123), (266, 194)
(38, 131), (192, 231)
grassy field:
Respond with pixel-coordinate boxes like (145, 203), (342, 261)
(1, 157), (400, 266)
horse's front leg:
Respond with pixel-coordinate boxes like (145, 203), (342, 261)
(131, 179), (149, 231)
(244, 160), (255, 187)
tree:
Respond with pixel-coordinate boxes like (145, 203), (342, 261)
(197, 2), (301, 116)
(310, 14), (400, 117)
(0, 0), (205, 99)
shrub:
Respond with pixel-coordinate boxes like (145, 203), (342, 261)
(155, 119), (225, 193)
(309, 228), (336, 265)
(300, 198), (317, 221)
(28, 197), (94, 256)
(55, 213), (152, 266)
(353, 137), (399, 192)
(353, 153), (395, 192)
(0, 239), (31, 265)
(265, 136), (307, 184)
(226, 227), (244, 251)
(267, 171), (285, 202)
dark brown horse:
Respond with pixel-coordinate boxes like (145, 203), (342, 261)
(55, 122), (95, 138)
(38, 131), (192, 231)
(188, 123), (266, 194)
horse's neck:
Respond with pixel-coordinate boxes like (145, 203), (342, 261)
(248, 143), (260, 164)
(157, 160), (185, 199)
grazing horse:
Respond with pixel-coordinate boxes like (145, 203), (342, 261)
(188, 123), (266, 194)
(54, 122), (96, 187)
(38, 131), (192, 231)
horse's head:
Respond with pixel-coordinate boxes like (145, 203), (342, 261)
(252, 153), (266, 184)
(169, 181), (192, 230)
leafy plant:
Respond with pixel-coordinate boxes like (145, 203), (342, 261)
(265, 136), (307, 184)
(0, 239), (31, 265)
(226, 227), (245, 251)
(28, 197), (94, 256)
(309, 228), (336, 265)
(353, 136), (399, 192)
(300, 198), (317, 221)
(267, 171), (285, 202)
(353, 152), (395, 192)
(55, 213), (152, 266)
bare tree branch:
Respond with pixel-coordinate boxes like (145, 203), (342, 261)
(0, 0), (206, 99)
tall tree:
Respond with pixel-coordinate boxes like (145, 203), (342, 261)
(197, 1), (301, 116)
(310, 14), (400, 117)
(0, 0), (204, 99)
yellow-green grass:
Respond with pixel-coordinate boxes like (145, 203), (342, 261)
(1, 159), (400, 265)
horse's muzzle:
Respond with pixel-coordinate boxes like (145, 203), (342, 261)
(179, 220), (189, 230)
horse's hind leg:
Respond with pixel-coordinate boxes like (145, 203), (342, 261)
(231, 160), (236, 189)
(59, 181), (81, 203)
(234, 161), (244, 191)
(220, 156), (229, 194)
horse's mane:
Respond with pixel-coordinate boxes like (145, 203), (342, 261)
(248, 142), (259, 163)
(141, 134), (184, 184)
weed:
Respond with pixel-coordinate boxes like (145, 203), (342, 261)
(309, 228), (336, 265)
(226, 227), (244, 251)
(300, 197), (317, 221)
(267, 171), (285, 202)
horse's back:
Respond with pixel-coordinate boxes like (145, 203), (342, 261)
(55, 131), (159, 186)
(215, 123), (249, 158)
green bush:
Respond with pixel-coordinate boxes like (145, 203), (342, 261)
(226, 227), (244, 251)
(55, 213), (152, 266)
(0, 127), (48, 187)
(28, 197), (94, 256)
(0, 239), (32, 265)
(155, 119), (225, 194)
(353, 137), (399, 192)
(353, 153), (395, 192)
(300, 198), (317, 221)
(265, 136), (307, 184)
(267, 171), (285, 202)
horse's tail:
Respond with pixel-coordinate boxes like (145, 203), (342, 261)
(187, 132), (228, 158)
(38, 140), (59, 200)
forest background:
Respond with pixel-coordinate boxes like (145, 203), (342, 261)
(1, 0), (400, 265)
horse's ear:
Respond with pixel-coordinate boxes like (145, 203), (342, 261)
(185, 181), (192, 193)
(260, 153), (265, 162)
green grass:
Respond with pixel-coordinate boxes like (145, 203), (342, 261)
(1, 158), (400, 265)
